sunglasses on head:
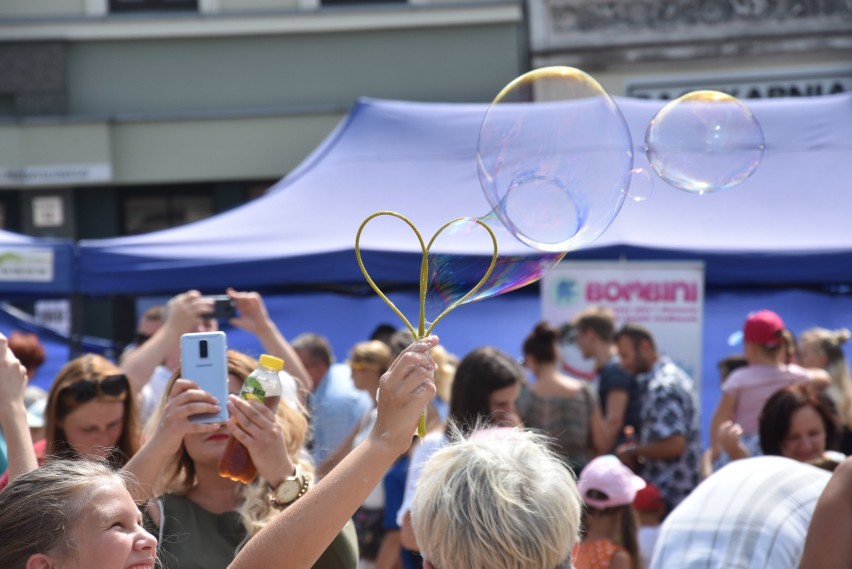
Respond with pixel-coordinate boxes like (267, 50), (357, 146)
(61, 374), (129, 403)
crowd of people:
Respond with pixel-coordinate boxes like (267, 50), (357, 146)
(0, 292), (850, 569)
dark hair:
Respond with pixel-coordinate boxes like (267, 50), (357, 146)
(614, 323), (656, 351)
(389, 328), (415, 358)
(369, 323), (397, 347)
(759, 384), (837, 457)
(572, 306), (616, 342)
(8, 331), (46, 379)
(522, 321), (559, 364)
(717, 354), (748, 384)
(448, 347), (523, 437)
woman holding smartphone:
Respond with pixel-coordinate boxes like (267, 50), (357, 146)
(124, 349), (358, 569)
(0, 353), (140, 490)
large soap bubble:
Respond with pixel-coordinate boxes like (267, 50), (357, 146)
(477, 66), (633, 253)
(645, 90), (765, 194)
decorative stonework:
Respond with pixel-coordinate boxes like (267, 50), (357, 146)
(547, 0), (852, 34)
(529, 0), (852, 61)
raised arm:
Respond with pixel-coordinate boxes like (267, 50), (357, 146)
(798, 457), (852, 569)
(227, 288), (312, 403)
(600, 389), (628, 452)
(709, 392), (737, 459)
(229, 336), (438, 569)
(121, 290), (212, 395)
(0, 334), (38, 483)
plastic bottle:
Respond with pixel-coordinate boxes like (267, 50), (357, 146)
(622, 424), (637, 446)
(218, 354), (284, 484)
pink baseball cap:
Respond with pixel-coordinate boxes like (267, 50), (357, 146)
(578, 455), (646, 509)
(743, 309), (785, 347)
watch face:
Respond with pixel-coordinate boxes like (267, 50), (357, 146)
(275, 479), (302, 503)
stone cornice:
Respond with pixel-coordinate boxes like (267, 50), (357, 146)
(529, 0), (852, 57)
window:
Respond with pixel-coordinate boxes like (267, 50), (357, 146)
(110, 0), (197, 13)
(123, 194), (213, 235)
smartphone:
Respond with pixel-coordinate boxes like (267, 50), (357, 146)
(202, 295), (237, 321)
(180, 331), (229, 423)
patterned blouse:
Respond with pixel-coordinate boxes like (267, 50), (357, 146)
(573, 538), (624, 569)
(516, 381), (597, 473)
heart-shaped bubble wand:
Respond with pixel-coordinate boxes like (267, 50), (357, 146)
(355, 210), (498, 438)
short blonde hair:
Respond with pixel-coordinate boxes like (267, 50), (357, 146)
(411, 428), (581, 569)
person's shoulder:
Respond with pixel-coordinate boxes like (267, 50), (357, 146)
(313, 519), (359, 569)
(649, 360), (692, 387)
(784, 363), (814, 381)
(411, 431), (447, 463)
(600, 360), (631, 385)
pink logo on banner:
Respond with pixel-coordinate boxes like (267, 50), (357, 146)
(586, 281), (698, 303)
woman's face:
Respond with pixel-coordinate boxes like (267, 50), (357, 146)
(488, 382), (521, 427)
(59, 399), (125, 459)
(57, 479), (157, 569)
(183, 374), (242, 466)
(351, 362), (382, 395)
(798, 342), (826, 369)
(780, 405), (827, 462)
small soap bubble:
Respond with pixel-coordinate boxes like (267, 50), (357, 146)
(627, 167), (654, 202)
(645, 90), (765, 194)
(477, 66), (633, 252)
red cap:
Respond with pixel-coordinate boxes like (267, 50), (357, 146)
(633, 483), (664, 512)
(743, 310), (785, 347)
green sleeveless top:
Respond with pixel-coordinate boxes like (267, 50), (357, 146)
(145, 493), (359, 569)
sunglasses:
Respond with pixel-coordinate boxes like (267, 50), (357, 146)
(133, 332), (152, 345)
(61, 374), (130, 403)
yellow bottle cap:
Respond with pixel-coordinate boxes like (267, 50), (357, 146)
(259, 354), (284, 371)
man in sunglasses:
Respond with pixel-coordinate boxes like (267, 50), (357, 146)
(119, 304), (165, 364)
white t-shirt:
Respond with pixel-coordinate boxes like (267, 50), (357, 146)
(638, 526), (660, 569)
(651, 456), (831, 569)
(139, 365), (174, 424)
(396, 430), (447, 526)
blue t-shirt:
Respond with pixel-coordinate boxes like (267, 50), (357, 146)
(383, 455), (423, 569)
(598, 356), (642, 445)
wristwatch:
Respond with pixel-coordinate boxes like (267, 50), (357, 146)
(269, 465), (309, 509)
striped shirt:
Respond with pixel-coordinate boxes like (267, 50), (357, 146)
(650, 456), (831, 569)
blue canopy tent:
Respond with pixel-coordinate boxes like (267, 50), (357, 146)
(0, 304), (114, 391)
(0, 229), (75, 297)
(76, 94), (852, 443)
(76, 93), (852, 291)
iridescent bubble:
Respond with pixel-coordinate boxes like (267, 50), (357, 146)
(477, 66), (633, 253)
(354, 210), (564, 335)
(645, 90), (765, 194)
(627, 167), (654, 202)
(423, 210), (565, 328)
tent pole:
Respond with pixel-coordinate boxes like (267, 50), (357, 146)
(69, 293), (84, 359)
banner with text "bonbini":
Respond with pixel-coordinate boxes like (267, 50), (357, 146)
(541, 260), (704, 394)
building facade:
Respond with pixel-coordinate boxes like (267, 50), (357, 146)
(0, 0), (526, 240)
